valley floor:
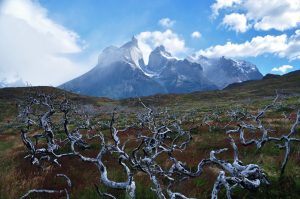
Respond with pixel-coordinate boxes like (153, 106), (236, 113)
(0, 86), (300, 198)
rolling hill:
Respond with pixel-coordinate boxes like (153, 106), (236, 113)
(0, 70), (299, 199)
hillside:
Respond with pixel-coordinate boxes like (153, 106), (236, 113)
(122, 70), (300, 109)
(225, 70), (300, 95)
(0, 86), (113, 126)
(0, 86), (111, 103)
(0, 71), (299, 199)
(1, 70), (300, 118)
(1, 70), (299, 115)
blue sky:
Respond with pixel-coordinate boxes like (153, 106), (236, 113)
(0, 0), (299, 85)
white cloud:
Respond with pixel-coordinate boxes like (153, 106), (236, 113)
(158, 18), (176, 28)
(245, 0), (300, 31)
(278, 30), (300, 60)
(137, 29), (187, 64)
(0, 0), (92, 86)
(211, 0), (242, 18)
(197, 34), (288, 58)
(198, 29), (300, 60)
(191, 31), (201, 39)
(222, 13), (250, 33)
(271, 65), (293, 74)
(211, 0), (300, 32)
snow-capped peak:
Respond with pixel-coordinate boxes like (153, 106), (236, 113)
(230, 58), (258, 72)
(121, 36), (145, 69)
(121, 36), (139, 49)
(151, 45), (176, 60)
(145, 45), (180, 74)
(98, 36), (145, 70)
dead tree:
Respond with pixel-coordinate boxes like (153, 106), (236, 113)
(20, 174), (71, 199)
(18, 94), (274, 199)
(226, 94), (300, 175)
(210, 135), (269, 198)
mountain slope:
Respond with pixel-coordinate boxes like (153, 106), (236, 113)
(61, 61), (166, 99)
(146, 46), (217, 93)
(157, 59), (217, 93)
(189, 55), (263, 89)
(60, 37), (166, 99)
(145, 45), (177, 73)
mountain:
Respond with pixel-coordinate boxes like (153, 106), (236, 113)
(60, 37), (166, 99)
(61, 38), (263, 99)
(188, 55), (263, 89)
(145, 46), (217, 93)
(146, 45), (176, 73)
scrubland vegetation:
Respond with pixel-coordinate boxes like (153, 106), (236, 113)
(0, 83), (299, 198)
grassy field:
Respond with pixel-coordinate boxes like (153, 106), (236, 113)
(0, 71), (300, 199)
